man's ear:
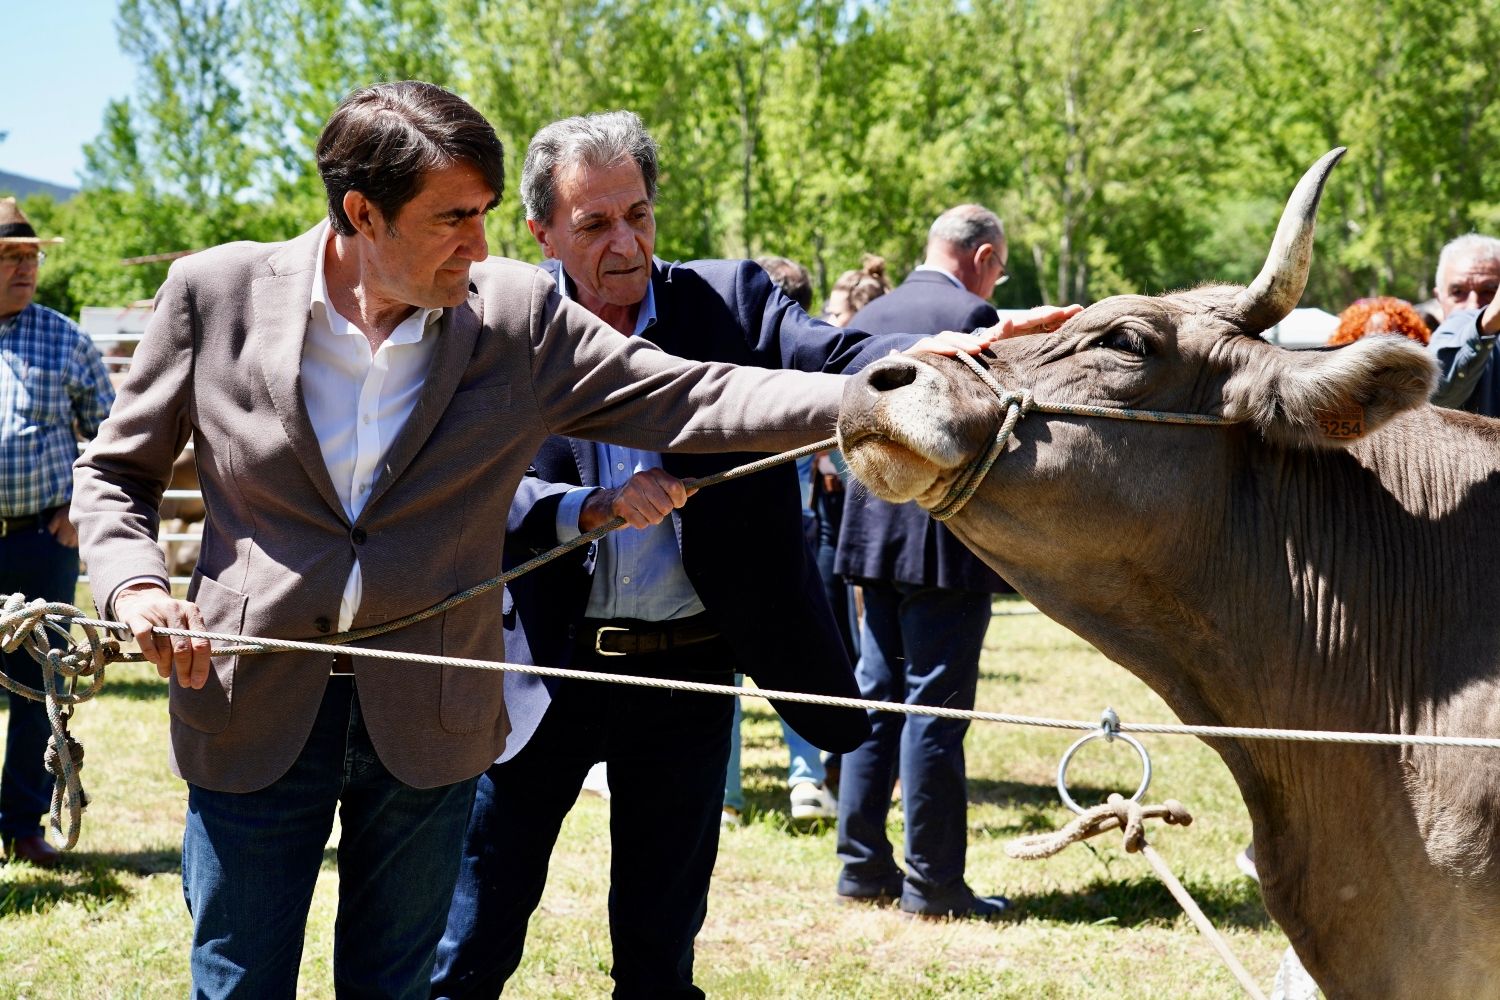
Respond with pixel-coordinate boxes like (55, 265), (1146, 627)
(342, 190), (381, 241)
(526, 218), (557, 259)
(1223, 335), (1437, 448)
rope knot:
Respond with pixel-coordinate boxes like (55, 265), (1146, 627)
(1003, 796), (1195, 861)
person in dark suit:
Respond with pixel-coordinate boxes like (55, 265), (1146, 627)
(833, 204), (1017, 920)
(430, 114), (1062, 1000)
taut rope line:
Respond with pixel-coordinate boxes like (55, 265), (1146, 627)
(31, 612), (1500, 752)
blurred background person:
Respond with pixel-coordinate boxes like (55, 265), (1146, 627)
(1328, 296), (1431, 346)
(823, 253), (893, 327)
(1427, 233), (1500, 415)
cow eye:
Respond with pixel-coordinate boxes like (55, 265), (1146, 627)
(1091, 328), (1150, 357)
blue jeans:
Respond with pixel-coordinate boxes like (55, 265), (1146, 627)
(0, 522), (77, 840)
(723, 674), (826, 812)
(835, 582), (991, 911)
(182, 677), (477, 999)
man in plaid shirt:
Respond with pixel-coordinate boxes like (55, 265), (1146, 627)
(0, 197), (114, 867)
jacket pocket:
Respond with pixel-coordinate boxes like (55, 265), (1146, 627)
(169, 570), (247, 734)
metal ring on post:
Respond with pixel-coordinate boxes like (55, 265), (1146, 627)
(1056, 726), (1153, 815)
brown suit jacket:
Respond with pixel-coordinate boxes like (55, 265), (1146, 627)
(73, 223), (845, 793)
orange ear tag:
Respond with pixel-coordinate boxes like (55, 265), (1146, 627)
(1316, 407), (1365, 440)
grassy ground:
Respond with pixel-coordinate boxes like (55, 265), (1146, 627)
(0, 594), (1291, 998)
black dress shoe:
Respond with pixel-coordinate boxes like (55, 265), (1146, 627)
(4, 834), (61, 868)
(835, 871), (905, 904)
(902, 892), (1012, 921)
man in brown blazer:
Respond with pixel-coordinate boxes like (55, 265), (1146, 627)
(71, 82), (855, 1000)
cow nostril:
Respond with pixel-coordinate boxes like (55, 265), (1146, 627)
(867, 359), (919, 393)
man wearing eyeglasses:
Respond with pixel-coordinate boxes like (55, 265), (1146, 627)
(830, 203), (1019, 920)
(0, 197), (115, 869)
(1428, 233), (1500, 416)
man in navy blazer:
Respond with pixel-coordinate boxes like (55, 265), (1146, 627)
(833, 204), (1016, 920)
(429, 113), (1035, 1000)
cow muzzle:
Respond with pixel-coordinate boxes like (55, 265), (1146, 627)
(838, 355), (990, 504)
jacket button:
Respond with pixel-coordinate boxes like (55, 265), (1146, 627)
(351, 527), (367, 545)
(314, 616), (331, 634)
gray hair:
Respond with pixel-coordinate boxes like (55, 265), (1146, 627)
(1435, 233), (1500, 289)
(927, 203), (1005, 252)
(521, 110), (659, 223)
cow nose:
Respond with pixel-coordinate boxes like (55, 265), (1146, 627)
(866, 357), (920, 393)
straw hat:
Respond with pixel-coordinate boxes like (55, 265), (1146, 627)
(0, 197), (64, 246)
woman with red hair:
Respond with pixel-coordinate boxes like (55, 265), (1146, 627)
(1329, 296), (1431, 346)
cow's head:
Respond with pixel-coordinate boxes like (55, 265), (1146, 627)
(839, 149), (1437, 516)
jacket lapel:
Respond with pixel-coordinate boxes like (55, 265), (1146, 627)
(362, 287), (483, 515)
(251, 223), (346, 522)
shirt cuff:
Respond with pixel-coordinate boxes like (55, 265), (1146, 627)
(556, 487), (598, 543)
(108, 575), (172, 618)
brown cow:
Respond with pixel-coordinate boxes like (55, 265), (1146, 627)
(837, 149), (1500, 998)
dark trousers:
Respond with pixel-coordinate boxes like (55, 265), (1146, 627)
(182, 679), (478, 999)
(812, 486), (858, 661)
(0, 523), (78, 839)
(432, 639), (735, 1000)
(835, 581), (991, 911)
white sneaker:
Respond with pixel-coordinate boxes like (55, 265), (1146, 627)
(790, 781), (837, 821)
(721, 806), (745, 829)
(581, 761), (611, 800)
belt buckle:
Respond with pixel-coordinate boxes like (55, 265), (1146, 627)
(594, 625), (629, 657)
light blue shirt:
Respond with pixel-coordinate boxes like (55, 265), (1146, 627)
(913, 263), (965, 289)
(551, 270), (706, 621)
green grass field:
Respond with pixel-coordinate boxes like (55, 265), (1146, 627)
(0, 594), (1292, 998)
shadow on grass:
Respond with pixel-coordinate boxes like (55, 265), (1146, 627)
(1012, 872), (1275, 931)
(0, 849), (158, 916)
(969, 776), (1122, 811)
(97, 674), (169, 700)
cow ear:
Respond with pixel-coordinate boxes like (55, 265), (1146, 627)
(1223, 335), (1436, 448)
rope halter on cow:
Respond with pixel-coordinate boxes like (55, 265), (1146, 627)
(929, 349), (1242, 521)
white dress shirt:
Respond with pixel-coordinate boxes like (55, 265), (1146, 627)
(306, 234), (442, 631)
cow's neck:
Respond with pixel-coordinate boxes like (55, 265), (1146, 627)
(954, 408), (1500, 995)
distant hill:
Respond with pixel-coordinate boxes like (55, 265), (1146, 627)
(0, 170), (78, 203)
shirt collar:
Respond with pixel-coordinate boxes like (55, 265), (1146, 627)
(914, 263), (965, 290)
(555, 265), (657, 336)
(311, 231), (443, 342)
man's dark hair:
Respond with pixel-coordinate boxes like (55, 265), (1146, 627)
(755, 255), (813, 312)
(521, 111), (659, 224)
(317, 81), (505, 236)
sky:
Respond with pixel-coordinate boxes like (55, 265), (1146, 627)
(6, 1), (136, 188)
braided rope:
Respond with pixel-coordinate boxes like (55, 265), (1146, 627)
(929, 350), (1239, 520)
(43, 616), (1500, 751)
(0, 594), (114, 848)
(1007, 794), (1267, 1000)
(199, 438), (842, 657)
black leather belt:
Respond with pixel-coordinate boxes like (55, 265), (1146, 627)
(0, 508), (54, 538)
(579, 615), (721, 657)
(331, 653), (355, 675)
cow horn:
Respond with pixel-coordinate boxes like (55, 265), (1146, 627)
(1231, 147), (1346, 333)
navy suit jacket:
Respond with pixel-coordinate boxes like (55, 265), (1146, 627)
(835, 270), (1011, 593)
(498, 257), (914, 761)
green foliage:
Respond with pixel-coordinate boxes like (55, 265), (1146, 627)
(20, 0), (1500, 320)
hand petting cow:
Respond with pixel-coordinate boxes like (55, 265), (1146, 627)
(838, 148), (1500, 999)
